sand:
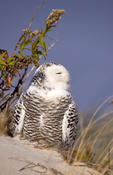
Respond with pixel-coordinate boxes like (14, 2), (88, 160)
(0, 136), (102, 175)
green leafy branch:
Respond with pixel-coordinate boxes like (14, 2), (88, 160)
(0, 9), (64, 110)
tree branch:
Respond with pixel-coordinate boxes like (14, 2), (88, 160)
(0, 68), (28, 111)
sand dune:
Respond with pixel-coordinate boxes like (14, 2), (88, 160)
(0, 136), (101, 175)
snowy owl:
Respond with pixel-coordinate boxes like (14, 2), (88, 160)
(8, 62), (79, 149)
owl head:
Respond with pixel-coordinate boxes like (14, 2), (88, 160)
(32, 62), (70, 90)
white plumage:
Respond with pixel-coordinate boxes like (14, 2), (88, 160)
(8, 62), (79, 149)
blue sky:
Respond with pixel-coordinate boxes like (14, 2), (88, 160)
(0, 0), (113, 110)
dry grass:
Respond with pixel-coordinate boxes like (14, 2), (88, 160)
(0, 108), (8, 135)
(66, 95), (113, 175)
(0, 104), (13, 135)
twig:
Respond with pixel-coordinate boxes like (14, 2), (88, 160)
(28, 0), (46, 30)
(0, 68), (28, 111)
(19, 161), (47, 173)
(29, 163), (47, 174)
(51, 168), (64, 175)
(9, 157), (47, 173)
(11, 0), (46, 57)
(0, 80), (4, 88)
(47, 39), (58, 51)
(19, 162), (36, 171)
(0, 93), (9, 104)
(22, 66), (35, 85)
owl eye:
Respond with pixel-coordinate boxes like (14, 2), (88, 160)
(56, 72), (62, 74)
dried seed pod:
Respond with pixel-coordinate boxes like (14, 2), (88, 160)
(45, 9), (65, 28)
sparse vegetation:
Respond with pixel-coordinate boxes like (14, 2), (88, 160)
(65, 95), (113, 175)
(0, 2), (113, 175)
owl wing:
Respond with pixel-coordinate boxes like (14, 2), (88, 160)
(62, 100), (79, 147)
(8, 94), (25, 137)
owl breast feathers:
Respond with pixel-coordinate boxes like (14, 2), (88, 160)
(8, 62), (79, 149)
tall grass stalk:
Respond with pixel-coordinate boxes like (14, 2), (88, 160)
(67, 96), (113, 175)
